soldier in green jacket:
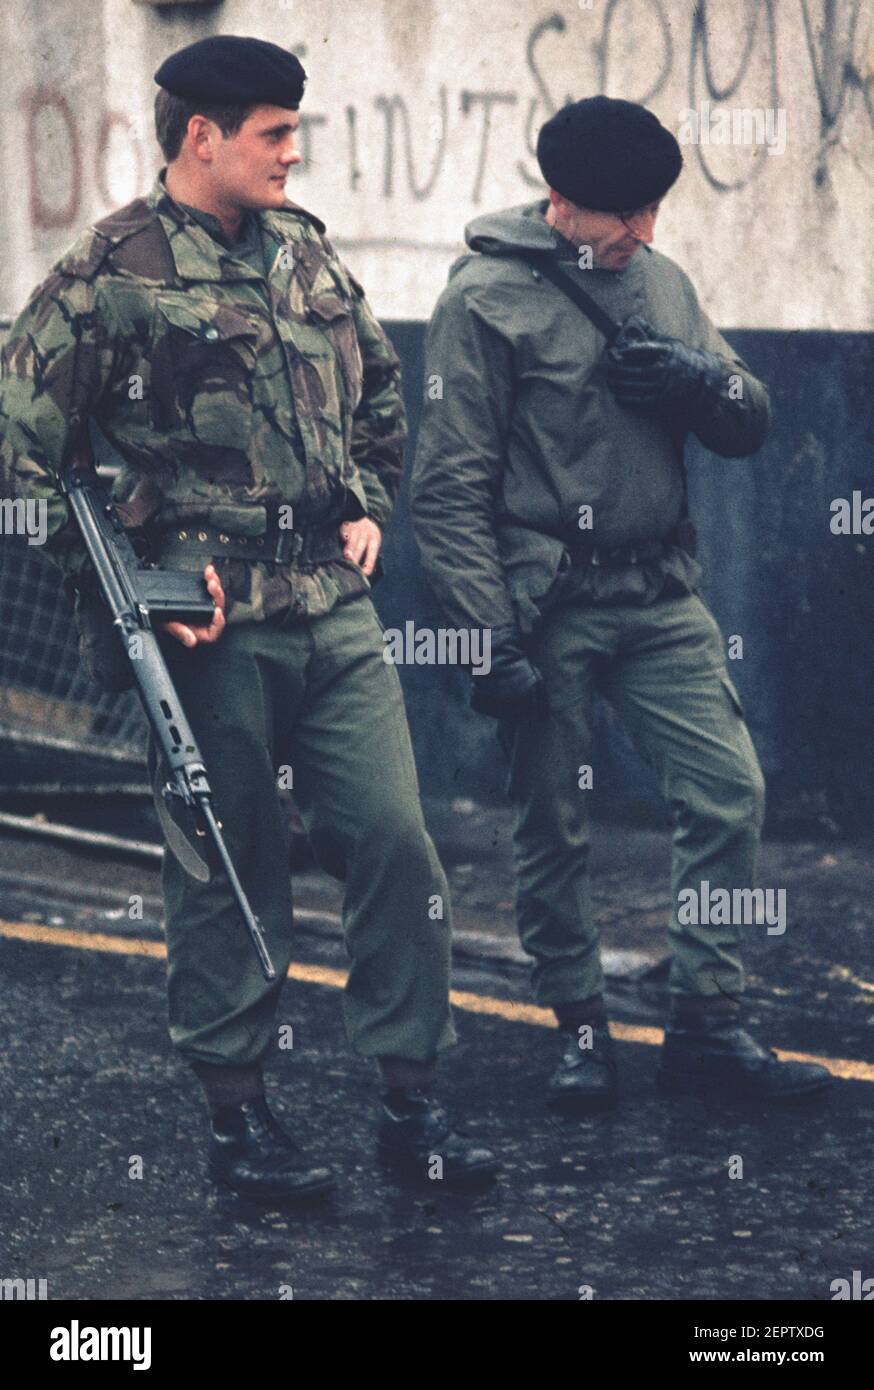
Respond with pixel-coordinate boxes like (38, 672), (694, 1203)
(0, 36), (497, 1196)
(412, 96), (831, 1109)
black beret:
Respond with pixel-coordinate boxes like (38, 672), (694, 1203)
(155, 35), (306, 110)
(536, 96), (682, 212)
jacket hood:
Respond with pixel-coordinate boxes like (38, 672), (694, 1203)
(464, 200), (560, 256)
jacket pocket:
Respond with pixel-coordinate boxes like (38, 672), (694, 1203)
(304, 288), (363, 404)
(496, 523), (572, 637)
(149, 296), (259, 455)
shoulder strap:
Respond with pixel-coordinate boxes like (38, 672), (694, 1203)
(104, 210), (176, 283)
(279, 199), (327, 234)
(518, 252), (622, 345)
(518, 252), (694, 532)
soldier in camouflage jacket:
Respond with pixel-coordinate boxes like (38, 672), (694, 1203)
(0, 173), (404, 626)
(0, 35), (496, 1197)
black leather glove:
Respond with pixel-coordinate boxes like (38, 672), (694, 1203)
(606, 318), (723, 411)
(470, 624), (545, 721)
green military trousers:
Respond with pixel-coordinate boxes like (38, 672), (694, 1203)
(500, 592), (766, 1004)
(152, 594), (456, 1068)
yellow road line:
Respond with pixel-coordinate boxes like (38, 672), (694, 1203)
(450, 986), (664, 1046)
(3, 917), (873, 1082)
(1, 920), (166, 959)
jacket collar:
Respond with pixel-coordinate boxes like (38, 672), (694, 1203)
(146, 174), (327, 299)
(147, 173), (263, 284)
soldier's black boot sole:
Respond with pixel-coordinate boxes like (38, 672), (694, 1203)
(546, 1027), (619, 1113)
(655, 1067), (834, 1102)
(656, 1026), (835, 1103)
(377, 1090), (499, 1186)
(208, 1166), (336, 1204)
(207, 1153), (337, 1204)
(207, 1096), (336, 1204)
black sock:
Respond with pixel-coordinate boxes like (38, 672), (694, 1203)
(190, 1060), (264, 1115)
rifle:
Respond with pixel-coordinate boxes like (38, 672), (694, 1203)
(59, 426), (276, 982)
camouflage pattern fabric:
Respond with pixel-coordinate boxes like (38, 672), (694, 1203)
(0, 174), (406, 625)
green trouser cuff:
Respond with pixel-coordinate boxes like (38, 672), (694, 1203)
(668, 994), (741, 1029)
(531, 958), (607, 1008)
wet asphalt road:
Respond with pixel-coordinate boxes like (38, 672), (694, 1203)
(1, 816), (873, 1301)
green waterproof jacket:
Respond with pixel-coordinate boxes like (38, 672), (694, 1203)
(0, 175), (406, 625)
(411, 200), (771, 634)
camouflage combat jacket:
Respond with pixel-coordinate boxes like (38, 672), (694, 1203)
(0, 174), (406, 624)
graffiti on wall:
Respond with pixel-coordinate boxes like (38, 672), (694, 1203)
(18, 0), (874, 233)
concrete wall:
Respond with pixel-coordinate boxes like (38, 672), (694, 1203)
(1, 0), (873, 830)
(1, 0), (872, 328)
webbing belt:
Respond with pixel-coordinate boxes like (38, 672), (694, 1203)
(566, 536), (671, 568)
(520, 251), (623, 344)
(154, 517), (343, 566)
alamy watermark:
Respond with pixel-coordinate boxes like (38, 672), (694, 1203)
(383, 621), (492, 674)
(677, 102), (787, 157)
(0, 496), (48, 546)
(830, 493), (874, 534)
(1, 1275), (47, 1299)
(50, 1320), (151, 1370)
(831, 1270), (873, 1299)
(677, 881), (786, 935)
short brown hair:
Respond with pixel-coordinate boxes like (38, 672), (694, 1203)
(154, 88), (255, 162)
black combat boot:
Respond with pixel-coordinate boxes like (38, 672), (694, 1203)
(377, 1089), (499, 1184)
(547, 996), (618, 1111)
(657, 1001), (833, 1102)
(547, 1025), (619, 1111)
(208, 1096), (336, 1202)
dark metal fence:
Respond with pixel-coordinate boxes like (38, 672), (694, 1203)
(0, 534), (147, 786)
